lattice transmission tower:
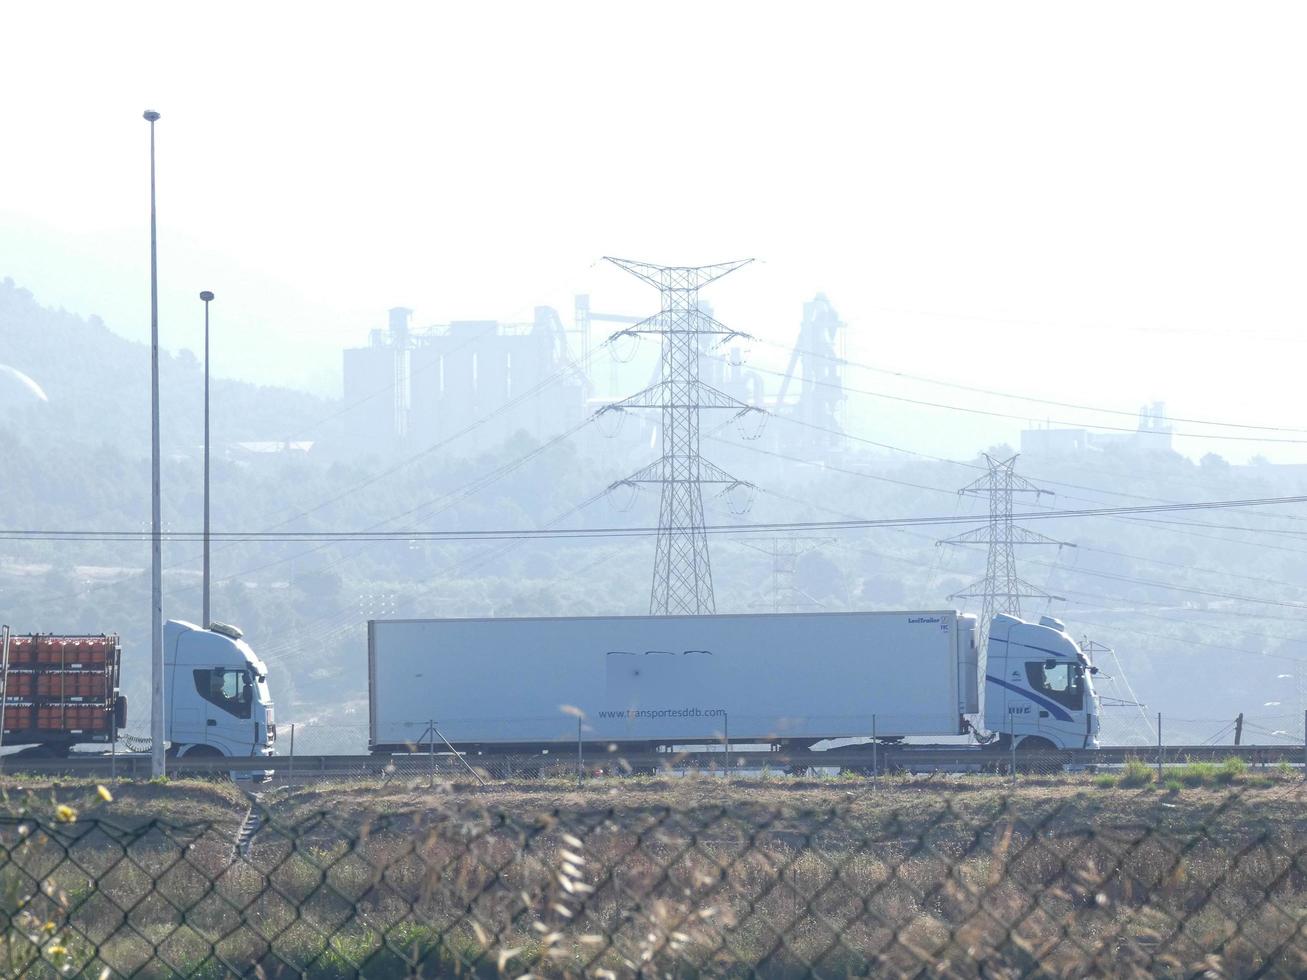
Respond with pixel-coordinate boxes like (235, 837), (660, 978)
(938, 454), (1069, 663)
(744, 537), (832, 613)
(599, 257), (762, 615)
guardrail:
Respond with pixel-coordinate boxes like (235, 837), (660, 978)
(0, 743), (1303, 778)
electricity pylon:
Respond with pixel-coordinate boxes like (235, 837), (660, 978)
(939, 454), (1070, 668)
(599, 257), (762, 615)
(743, 536), (832, 612)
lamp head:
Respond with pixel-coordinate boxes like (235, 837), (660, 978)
(199, 291), (214, 302)
(143, 110), (161, 122)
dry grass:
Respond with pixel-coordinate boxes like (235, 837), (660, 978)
(0, 772), (1305, 977)
(0, 776), (249, 827)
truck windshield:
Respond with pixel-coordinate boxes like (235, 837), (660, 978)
(1025, 661), (1085, 711)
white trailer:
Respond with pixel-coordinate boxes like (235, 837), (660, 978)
(368, 610), (986, 753)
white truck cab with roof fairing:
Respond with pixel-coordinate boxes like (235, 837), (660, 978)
(163, 620), (276, 772)
(983, 613), (1101, 750)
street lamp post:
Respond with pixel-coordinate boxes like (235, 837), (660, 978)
(200, 291), (214, 628)
(144, 109), (165, 779)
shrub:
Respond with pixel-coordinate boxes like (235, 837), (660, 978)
(1092, 773), (1116, 789)
(1177, 762), (1217, 787)
(1119, 758), (1154, 788)
(1215, 757), (1247, 784)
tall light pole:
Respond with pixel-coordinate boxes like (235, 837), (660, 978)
(144, 109), (165, 779)
(199, 291), (214, 629)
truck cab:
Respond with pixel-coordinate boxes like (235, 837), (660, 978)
(983, 614), (1100, 750)
(164, 620), (275, 774)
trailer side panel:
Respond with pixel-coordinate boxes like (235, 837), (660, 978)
(369, 611), (968, 749)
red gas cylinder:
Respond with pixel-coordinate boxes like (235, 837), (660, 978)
(39, 638), (65, 666)
(6, 672), (33, 697)
(6, 636), (33, 665)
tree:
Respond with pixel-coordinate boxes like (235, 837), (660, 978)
(1200, 452), (1230, 471)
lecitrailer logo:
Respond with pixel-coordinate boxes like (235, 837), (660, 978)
(908, 616), (942, 624)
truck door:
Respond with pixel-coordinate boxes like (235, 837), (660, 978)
(192, 667), (254, 754)
(1022, 660), (1084, 746)
(170, 669), (207, 747)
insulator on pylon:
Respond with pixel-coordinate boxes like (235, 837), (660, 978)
(606, 482), (639, 513)
(595, 408), (626, 439)
(724, 484), (756, 516)
(609, 332), (640, 364)
(735, 410), (767, 441)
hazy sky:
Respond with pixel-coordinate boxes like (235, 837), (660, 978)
(3, 2), (1306, 462)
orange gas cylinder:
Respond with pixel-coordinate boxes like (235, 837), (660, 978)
(39, 638), (65, 666)
(6, 636), (34, 665)
(70, 673), (101, 698)
(5, 672), (34, 697)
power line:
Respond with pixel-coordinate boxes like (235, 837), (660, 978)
(754, 337), (1307, 435)
(8, 493), (1307, 542)
(741, 489), (1307, 667)
(731, 353), (1307, 445)
(21, 338), (617, 612)
(741, 454), (1307, 618)
(721, 433), (1307, 591)
(764, 412), (1307, 545)
(258, 336), (615, 532)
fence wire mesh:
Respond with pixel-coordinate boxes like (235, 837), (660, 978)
(2, 777), (1307, 978)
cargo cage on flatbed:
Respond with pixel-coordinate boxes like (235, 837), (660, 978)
(0, 634), (123, 746)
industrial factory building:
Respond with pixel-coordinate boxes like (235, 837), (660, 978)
(341, 307), (587, 453)
(340, 294), (846, 460)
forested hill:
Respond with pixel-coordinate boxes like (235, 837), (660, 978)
(0, 276), (332, 459)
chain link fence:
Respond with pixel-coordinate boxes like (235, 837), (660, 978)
(2, 781), (1307, 977)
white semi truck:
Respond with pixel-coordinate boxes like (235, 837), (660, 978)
(366, 610), (1100, 756)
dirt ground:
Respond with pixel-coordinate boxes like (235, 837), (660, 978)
(2, 769), (1303, 844)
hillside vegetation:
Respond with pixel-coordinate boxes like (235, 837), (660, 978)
(2, 278), (1306, 747)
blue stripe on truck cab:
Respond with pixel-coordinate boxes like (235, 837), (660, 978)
(985, 674), (1074, 723)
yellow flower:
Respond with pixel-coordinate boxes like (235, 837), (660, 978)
(46, 944), (66, 957)
(54, 804), (76, 824)
(42, 922), (55, 933)
(96, 785), (113, 803)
